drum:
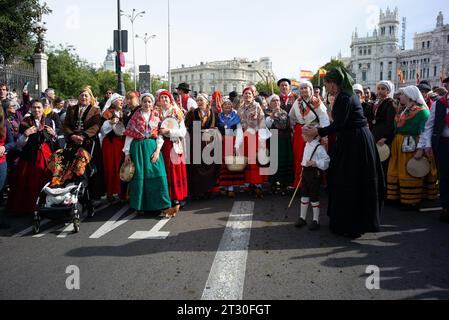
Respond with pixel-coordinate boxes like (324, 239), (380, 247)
(406, 157), (430, 178)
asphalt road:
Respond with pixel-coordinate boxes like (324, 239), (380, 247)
(0, 192), (448, 300)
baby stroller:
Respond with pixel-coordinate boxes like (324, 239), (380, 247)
(33, 143), (96, 234)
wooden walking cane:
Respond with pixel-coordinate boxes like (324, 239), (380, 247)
(287, 172), (303, 209)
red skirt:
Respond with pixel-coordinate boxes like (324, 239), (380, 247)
(292, 124), (306, 187)
(244, 132), (268, 185)
(161, 139), (188, 201)
(8, 143), (52, 215)
(218, 136), (245, 187)
(102, 136), (124, 197)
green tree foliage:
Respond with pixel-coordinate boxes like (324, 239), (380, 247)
(0, 0), (51, 62)
(256, 81), (280, 95)
(310, 59), (347, 87)
(47, 46), (144, 99)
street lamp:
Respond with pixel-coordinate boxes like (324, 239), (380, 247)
(121, 8), (146, 91)
(136, 33), (156, 92)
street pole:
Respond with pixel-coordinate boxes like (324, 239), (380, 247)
(168, 0), (171, 92)
(122, 8), (146, 92)
(136, 33), (156, 93)
(117, 0), (125, 95)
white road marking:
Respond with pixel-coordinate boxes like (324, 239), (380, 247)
(12, 219), (50, 237)
(89, 205), (135, 239)
(201, 201), (255, 301)
(57, 203), (110, 238)
(419, 207), (443, 212)
(129, 218), (171, 240)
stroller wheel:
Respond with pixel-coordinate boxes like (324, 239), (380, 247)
(33, 220), (40, 234)
(73, 219), (80, 233)
(87, 206), (95, 218)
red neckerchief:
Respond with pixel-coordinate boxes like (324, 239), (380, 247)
(181, 95), (190, 112)
(280, 92), (292, 106)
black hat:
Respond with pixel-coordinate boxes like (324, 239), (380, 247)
(418, 80), (432, 92)
(277, 78), (291, 87)
(443, 77), (449, 84)
(176, 83), (191, 92)
(229, 91), (238, 99)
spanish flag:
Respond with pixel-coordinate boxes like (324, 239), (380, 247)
(300, 70), (314, 79)
(319, 68), (327, 77)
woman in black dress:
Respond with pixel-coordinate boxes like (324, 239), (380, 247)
(303, 67), (384, 238)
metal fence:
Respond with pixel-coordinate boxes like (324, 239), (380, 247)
(0, 60), (40, 99)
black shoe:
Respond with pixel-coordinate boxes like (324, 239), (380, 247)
(440, 208), (449, 223)
(295, 218), (307, 228)
(308, 220), (320, 231)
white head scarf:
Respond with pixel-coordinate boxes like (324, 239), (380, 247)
(140, 93), (155, 105)
(197, 93), (209, 102)
(299, 80), (314, 93)
(103, 93), (123, 113)
(377, 80), (395, 99)
(353, 84), (364, 93)
(267, 94), (280, 106)
(400, 86), (427, 108)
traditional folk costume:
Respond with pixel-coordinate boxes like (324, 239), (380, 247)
(100, 94), (126, 199)
(185, 96), (221, 198)
(157, 91), (189, 207)
(317, 67), (384, 238)
(63, 88), (102, 199)
(289, 82), (330, 188)
(238, 87), (270, 196)
(265, 95), (293, 191)
(279, 87), (297, 114)
(8, 115), (56, 214)
(217, 106), (245, 195)
(123, 93), (171, 212)
(295, 138), (330, 230)
(418, 82), (449, 220)
(387, 86), (438, 205)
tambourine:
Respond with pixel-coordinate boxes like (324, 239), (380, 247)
(120, 160), (136, 182)
(113, 122), (126, 136)
(377, 144), (391, 162)
(406, 157), (430, 178)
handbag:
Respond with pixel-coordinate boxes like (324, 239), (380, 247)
(402, 136), (417, 153)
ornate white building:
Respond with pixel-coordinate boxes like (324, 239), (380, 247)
(348, 8), (449, 89)
(170, 57), (274, 94)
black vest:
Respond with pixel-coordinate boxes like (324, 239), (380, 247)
(432, 98), (448, 148)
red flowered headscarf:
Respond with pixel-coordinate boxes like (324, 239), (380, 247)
(158, 90), (174, 104)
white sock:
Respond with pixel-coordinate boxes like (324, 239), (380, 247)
(300, 197), (310, 220)
(312, 202), (320, 223)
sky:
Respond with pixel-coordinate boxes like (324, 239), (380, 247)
(42, 0), (448, 80)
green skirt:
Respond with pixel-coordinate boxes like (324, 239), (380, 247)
(269, 135), (294, 186)
(129, 139), (172, 211)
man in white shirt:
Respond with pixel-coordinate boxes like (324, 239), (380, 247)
(417, 77), (449, 222)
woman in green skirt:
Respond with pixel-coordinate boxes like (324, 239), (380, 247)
(265, 94), (294, 195)
(123, 93), (172, 215)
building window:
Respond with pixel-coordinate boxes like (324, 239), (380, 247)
(434, 66), (438, 77)
(200, 74), (203, 80)
(427, 41), (430, 48)
(422, 42), (425, 49)
(388, 71), (392, 80)
(447, 35), (449, 43)
(380, 62), (384, 69)
(380, 71), (383, 80)
(362, 71), (367, 82)
(359, 63), (362, 69)
(368, 48), (371, 55)
(367, 63), (371, 69)
(359, 49), (363, 55)
(364, 48), (367, 55)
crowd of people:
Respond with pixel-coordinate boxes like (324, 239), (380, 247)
(0, 65), (448, 239)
